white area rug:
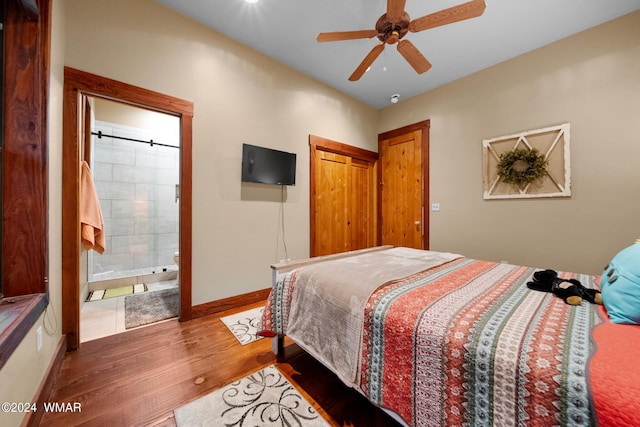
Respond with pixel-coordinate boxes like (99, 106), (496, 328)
(174, 365), (330, 427)
(220, 307), (264, 345)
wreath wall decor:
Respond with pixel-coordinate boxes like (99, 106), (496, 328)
(483, 123), (571, 199)
(496, 148), (548, 186)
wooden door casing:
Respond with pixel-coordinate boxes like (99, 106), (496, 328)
(63, 68), (194, 351)
(378, 120), (430, 250)
(310, 136), (378, 257)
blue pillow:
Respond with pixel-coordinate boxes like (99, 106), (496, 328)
(601, 242), (640, 324)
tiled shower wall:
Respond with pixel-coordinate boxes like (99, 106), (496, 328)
(88, 121), (180, 282)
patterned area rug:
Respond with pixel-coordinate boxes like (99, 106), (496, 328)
(220, 307), (264, 345)
(124, 287), (178, 329)
(174, 365), (330, 427)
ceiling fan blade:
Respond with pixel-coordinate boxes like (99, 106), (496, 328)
(408, 0), (486, 33)
(397, 40), (432, 74)
(349, 42), (385, 81)
(317, 29), (378, 42)
(387, 0), (407, 22)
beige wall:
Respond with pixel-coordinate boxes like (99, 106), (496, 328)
(379, 11), (640, 275)
(63, 0), (380, 304)
(0, 0), (65, 425)
(92, 98), (181, 142)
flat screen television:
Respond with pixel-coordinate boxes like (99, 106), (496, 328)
(241, 143), (296, 186)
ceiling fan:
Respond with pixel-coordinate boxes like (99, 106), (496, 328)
(317, 0), (486, 81)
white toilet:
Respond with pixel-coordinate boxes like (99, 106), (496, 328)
(173, 251), (179, 284)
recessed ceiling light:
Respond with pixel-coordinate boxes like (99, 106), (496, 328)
(246, 0), (259, 3)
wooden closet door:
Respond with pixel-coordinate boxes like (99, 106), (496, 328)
(314, 151), (350, 256)
(310, 135), (378, 257)
(349, 158), (375, 251)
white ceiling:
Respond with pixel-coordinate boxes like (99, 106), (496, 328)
(154, 0), (640, 109)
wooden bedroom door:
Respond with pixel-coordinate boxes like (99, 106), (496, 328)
(310, 135), (378, 257)
(379, 121), (429, 249)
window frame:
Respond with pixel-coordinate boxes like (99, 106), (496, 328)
(0, 0), (50, 370)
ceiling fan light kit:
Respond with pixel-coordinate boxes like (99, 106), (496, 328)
(317, 0), (486, 81)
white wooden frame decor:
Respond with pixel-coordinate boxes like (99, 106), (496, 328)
(483, 123), (571, 199)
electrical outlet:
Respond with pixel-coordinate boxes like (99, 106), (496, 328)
(37, 326), (43, 352)
(431, 203), (441, 212)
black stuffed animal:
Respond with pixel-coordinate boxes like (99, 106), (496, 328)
(527, 269), (603, 306)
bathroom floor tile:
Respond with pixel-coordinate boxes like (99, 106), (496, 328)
(80, 279), (179, 342)
(80, 298), (118, 342)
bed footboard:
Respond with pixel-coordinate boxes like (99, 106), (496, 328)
(266, 246), (392, 358)
(270, 245), (393, 284)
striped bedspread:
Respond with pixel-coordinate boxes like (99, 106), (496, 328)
(262, 256), (602, 427)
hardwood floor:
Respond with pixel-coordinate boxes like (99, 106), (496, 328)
(40, 301), (399, 426)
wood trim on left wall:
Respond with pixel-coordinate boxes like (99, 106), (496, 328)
(0, 0), (51, 373)
(3, 0), (50, 297)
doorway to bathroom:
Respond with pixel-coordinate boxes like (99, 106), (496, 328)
(62, 67), (193, 351)
(80, 98), (182, 342)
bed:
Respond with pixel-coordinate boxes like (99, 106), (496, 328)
(259, 246), (640, 427)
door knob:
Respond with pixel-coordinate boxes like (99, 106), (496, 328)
(414, 220), (420, 225)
